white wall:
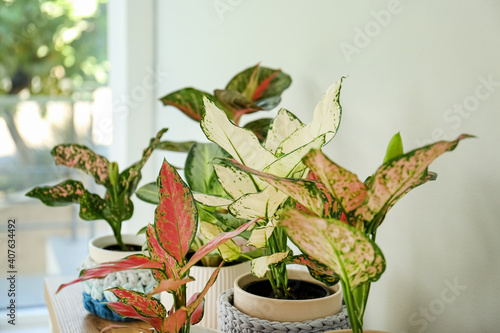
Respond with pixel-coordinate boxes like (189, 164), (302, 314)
(153, 1), (500, 332)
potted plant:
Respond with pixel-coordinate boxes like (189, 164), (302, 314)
(56, 159), (257, 333)
(222, 129), (471, 332)
(26, 128), (168, 320)
(193, 79), (352, 332)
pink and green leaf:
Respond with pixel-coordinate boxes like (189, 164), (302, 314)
(148, 276), (194, 295)
(304, 149), (367, 218)
(25, 180), (86, 207)
(214, 89), (262, 124)
(181, 218), (258, 274)
(355, 135), (472, 229)
(162, 308), (188, 333)
(107, 288), (167, 319)
(280, 209), (385, 289)
(187, 293), (204, 325)
(146, 224), (179, 279)
(160, 87), (218, 122)
(286, 255), (340, 286)
(105, 302), (163, 331)
(51, 144), (110, 185)
(185, 263), (223, 315)
(155, 160), (198, 265)
(56, 255), (163, 293)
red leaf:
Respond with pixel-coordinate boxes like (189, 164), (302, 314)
(187, 293), (204, 325)
(146, 224), (179, 279)
(57, 254), (163, 293)
(155, 160), (198, 265)
(106, 302), (163, 331)
(162, 309), (188, 333)
(181, 218), (258, 274)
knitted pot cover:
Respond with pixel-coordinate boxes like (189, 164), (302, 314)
(217, 289), (351, 333)
(80, 255), (158, 321)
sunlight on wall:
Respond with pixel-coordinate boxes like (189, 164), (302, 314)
(0, 119), (15, 157)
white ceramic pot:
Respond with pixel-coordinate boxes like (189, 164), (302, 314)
(88, 233), (146, 263)
(161, 261), (250, 329)
(233, 269), (343, 322)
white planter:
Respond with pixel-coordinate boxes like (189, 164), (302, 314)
(161, 261), (250, 329)
(233, 269), (343, 322)
(88, 233), (145, 263)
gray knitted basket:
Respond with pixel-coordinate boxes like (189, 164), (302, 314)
(217, 289), (351, 333)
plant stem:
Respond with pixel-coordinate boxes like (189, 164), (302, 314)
(109, 219), (127, 251)
(341, 280), (363, 333)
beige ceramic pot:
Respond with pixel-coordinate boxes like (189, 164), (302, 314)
(161, 261), (250, 329)
(233, 269), (343, 322)
(191, 326), (222, 333)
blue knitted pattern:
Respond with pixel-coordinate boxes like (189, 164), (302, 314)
(83, 292), (133, 322)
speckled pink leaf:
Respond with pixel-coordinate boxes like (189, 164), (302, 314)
(286, 255), (339, 286)
(57, 255), (163, 293)
(155, 160), (198, 265)
(146, 224), (179, 279)
(26, 180), (86, 206)
(304, 149), (367, 216)
(355, 134), (472, 229)
(51, 144), (110, 185)
(281, 209), (385, 289)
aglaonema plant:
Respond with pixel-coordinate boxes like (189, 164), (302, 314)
(56, 159), (257, 333)
(159, 63), (292, 144)
(26, 129), (168, 251)
(194, 78), (345, 298)
(220, 132), (472, 332)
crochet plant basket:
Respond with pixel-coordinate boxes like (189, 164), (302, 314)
(217, 289), (351, 333)
(80, 255), (157, 321)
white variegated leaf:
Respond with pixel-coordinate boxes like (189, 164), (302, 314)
(201, 98), (276, 171)
(213, 164), (261, 199)
(277, 78), (344, 155)
(229, 185), (288, 220)
(200, 221), (241, 262)
(264, 108), (305, 154)
(251, 251), (290, 278)
(263, 135), (326, 178)
(193, 193), (232, 208)
(247, 220), (276, 248)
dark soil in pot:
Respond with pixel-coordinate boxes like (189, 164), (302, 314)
(244, 279), (331, 300)
(103, 244), (143, 251)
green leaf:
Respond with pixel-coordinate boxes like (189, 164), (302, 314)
(160, 87), (217, 122)
(51, 144), (110, 185)
(383, 132), (404, 163)
(225, 63), (292, 107)
(243, 118), (273, 143)
(185, 142), (228, 196)
(79, 191), (106, 220)
(214, 89), (262, 123)
(155, 140), (196, 153)
(200, 221), (241, 262)
(136, 182), (159, 205)
(286, 255), (340, 286)
(213, 164), (258, 199)
(356, 134), (473, 230)
(26, 180), (86, 206)
(281, 209), (385, 289)
(277, 78), (344, 155)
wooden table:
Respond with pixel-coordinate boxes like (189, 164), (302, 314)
(44, 277), (152, 333)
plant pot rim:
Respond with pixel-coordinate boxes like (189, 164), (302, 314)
(89, 233), (145, 264)
(233, 269), (343, 322)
